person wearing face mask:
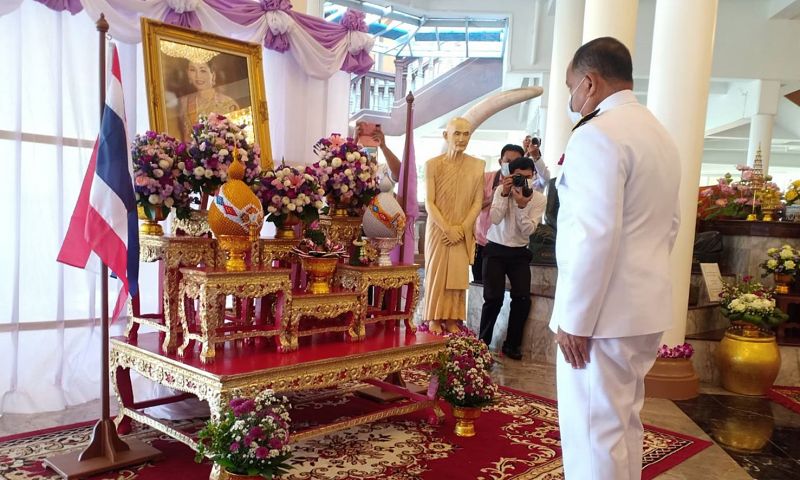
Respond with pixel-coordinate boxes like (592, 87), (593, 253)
(550, 37), (681, 480)
(478, 156), (546, 360)
(472, 144), (525, 284)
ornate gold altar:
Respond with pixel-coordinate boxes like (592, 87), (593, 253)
(128, 235), (217, 353)
(335, 263), (420, 334)
(176, 267), (292, 363)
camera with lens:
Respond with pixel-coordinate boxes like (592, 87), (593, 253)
(512, 174), (533, 197)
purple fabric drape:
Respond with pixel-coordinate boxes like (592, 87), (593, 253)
(205, 0), (292, 51)
(341, 49), (373, 75)
(163, 10), (201, 30)
(340, 9), (367, 33)
(206, 0), (286, 25)
(34, 0), (83, 14)
(289, 10), (348, 49)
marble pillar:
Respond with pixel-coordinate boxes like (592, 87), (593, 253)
(582, 0), (638, 51)
(542, 0), (585, 174)
(647, 0), (719, 346)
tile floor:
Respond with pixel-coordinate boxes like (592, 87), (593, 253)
(2, 358), (798, 479)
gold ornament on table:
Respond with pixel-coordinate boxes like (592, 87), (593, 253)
(208, 148), (264, 271)
(742, 146), (766, 221)
(138, 204), (168, 236)
(292, 225), (346, 294)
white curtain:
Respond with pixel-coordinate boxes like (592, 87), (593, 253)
(0, 0), (350, 415)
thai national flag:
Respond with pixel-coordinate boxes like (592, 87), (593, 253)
(57, 43), (138, 319)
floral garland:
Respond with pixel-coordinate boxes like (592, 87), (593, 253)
(183, 113), (262, 196)
(291, 224), (345, 258)
(195, 389), (292, 478)
(131, 131), (193, 219)
(256, 162), (325, 227)
(310, 133), (379, 215)
(434, 332), (497, 408)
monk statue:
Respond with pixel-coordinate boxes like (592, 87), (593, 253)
(423, 117), (485, 334)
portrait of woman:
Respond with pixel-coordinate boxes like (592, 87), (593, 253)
(158, 42), (252, 142)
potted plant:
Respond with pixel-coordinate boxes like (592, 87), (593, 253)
(716, 277), (787, 395)
(255, 162), (325, 239)
(644, 343), (699, 400)
(195, 389), (292, 479)
(291, 224), (346, 294)
(433, 332), (497, 437)
(760, 245), (800, 294)
(131, 131), (193, 236)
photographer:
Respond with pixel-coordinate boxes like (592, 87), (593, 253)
(522, 135), (551, 192)
(478, 156), (547, 360)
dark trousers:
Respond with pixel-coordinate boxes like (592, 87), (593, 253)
(478, 241), (532, 349)
(472, 244), (485, 283)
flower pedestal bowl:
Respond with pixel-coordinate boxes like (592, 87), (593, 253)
(275, 213), (302, 240)
(774, 273), (793, 295)
(217, 235), (252, 272)
(300, 256), (339, 294)
(138, 205), (167, 236)
(368, 237), (399, 267)
(452, 406), (482, 437)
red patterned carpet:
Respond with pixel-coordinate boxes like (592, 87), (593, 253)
(0, 382), (710, 479)
(768, 385), (800, 414)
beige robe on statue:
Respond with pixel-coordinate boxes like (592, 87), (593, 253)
(423, 154), (485, 322)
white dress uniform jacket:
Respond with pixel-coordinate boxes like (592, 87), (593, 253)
(549, 90), (680, 339)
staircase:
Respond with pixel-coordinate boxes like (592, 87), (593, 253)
(350, 57), (503, 135)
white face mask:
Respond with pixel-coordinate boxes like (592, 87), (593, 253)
(566, 76), (588, 124)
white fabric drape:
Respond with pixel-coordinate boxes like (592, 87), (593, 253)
(0, 0), (350, 414)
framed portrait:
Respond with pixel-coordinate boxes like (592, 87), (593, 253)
(140, 18), (273, 169)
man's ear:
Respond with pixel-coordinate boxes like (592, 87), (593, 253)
(442, 130), (448, 140)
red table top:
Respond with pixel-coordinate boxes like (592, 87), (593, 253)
(112, 328), (443, 380)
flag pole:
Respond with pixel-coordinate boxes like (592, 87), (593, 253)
(398, 91), (414, 265)
(44, 14), (161, 478)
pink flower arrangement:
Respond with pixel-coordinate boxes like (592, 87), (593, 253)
(256, 162), (325, 227)
(291, 223), (346, 258)
(195, 389), (292, 477)
(434, 332), (497, 408)
(184, 113), (262, 195)
(310, 133), (379, 215)
(131, 131), (193, 219)
(657, 343), (694, 359)
(697, 166), (781, 220)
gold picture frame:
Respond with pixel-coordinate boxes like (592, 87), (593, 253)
(140, 18), (273, 169)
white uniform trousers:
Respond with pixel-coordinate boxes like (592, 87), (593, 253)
(556, 332), (663, 480)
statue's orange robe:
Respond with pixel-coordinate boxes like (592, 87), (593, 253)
(423, 154), (485, 322)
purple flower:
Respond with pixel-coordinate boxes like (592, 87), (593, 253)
(255, 446), (269, 459)
(229, 441), (240, 453)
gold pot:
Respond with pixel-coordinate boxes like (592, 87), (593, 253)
(452, 406), (482, 437)
(220, 466), (262, 480)
(275, 213), (301, 239)
(217, 234), (252, 272)
(300, 256), (339, 294)
(716, 326), (781, 395)
(774, 273), (793, 294)
(137, 204), (168, 236)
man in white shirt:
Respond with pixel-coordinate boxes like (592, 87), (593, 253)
(550, 37), (681, 479)
(478, 157), (547, 360)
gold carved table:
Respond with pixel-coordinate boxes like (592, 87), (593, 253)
(256, 238), (298, 266)
(176, 267), (292, 363)
(335, 263), (421, 334)
(128, 234), (217, 353)
(110, 332), (445, 479)
(282, 289), (363, 351)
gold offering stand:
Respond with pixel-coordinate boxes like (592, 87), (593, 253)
(177, 267), (293, 363)
(284, 289), (364, 351)
(335, 263), (421, 335)
(128, 235), (217, 353)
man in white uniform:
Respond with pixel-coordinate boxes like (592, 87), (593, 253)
(549, 37), (681, 480)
